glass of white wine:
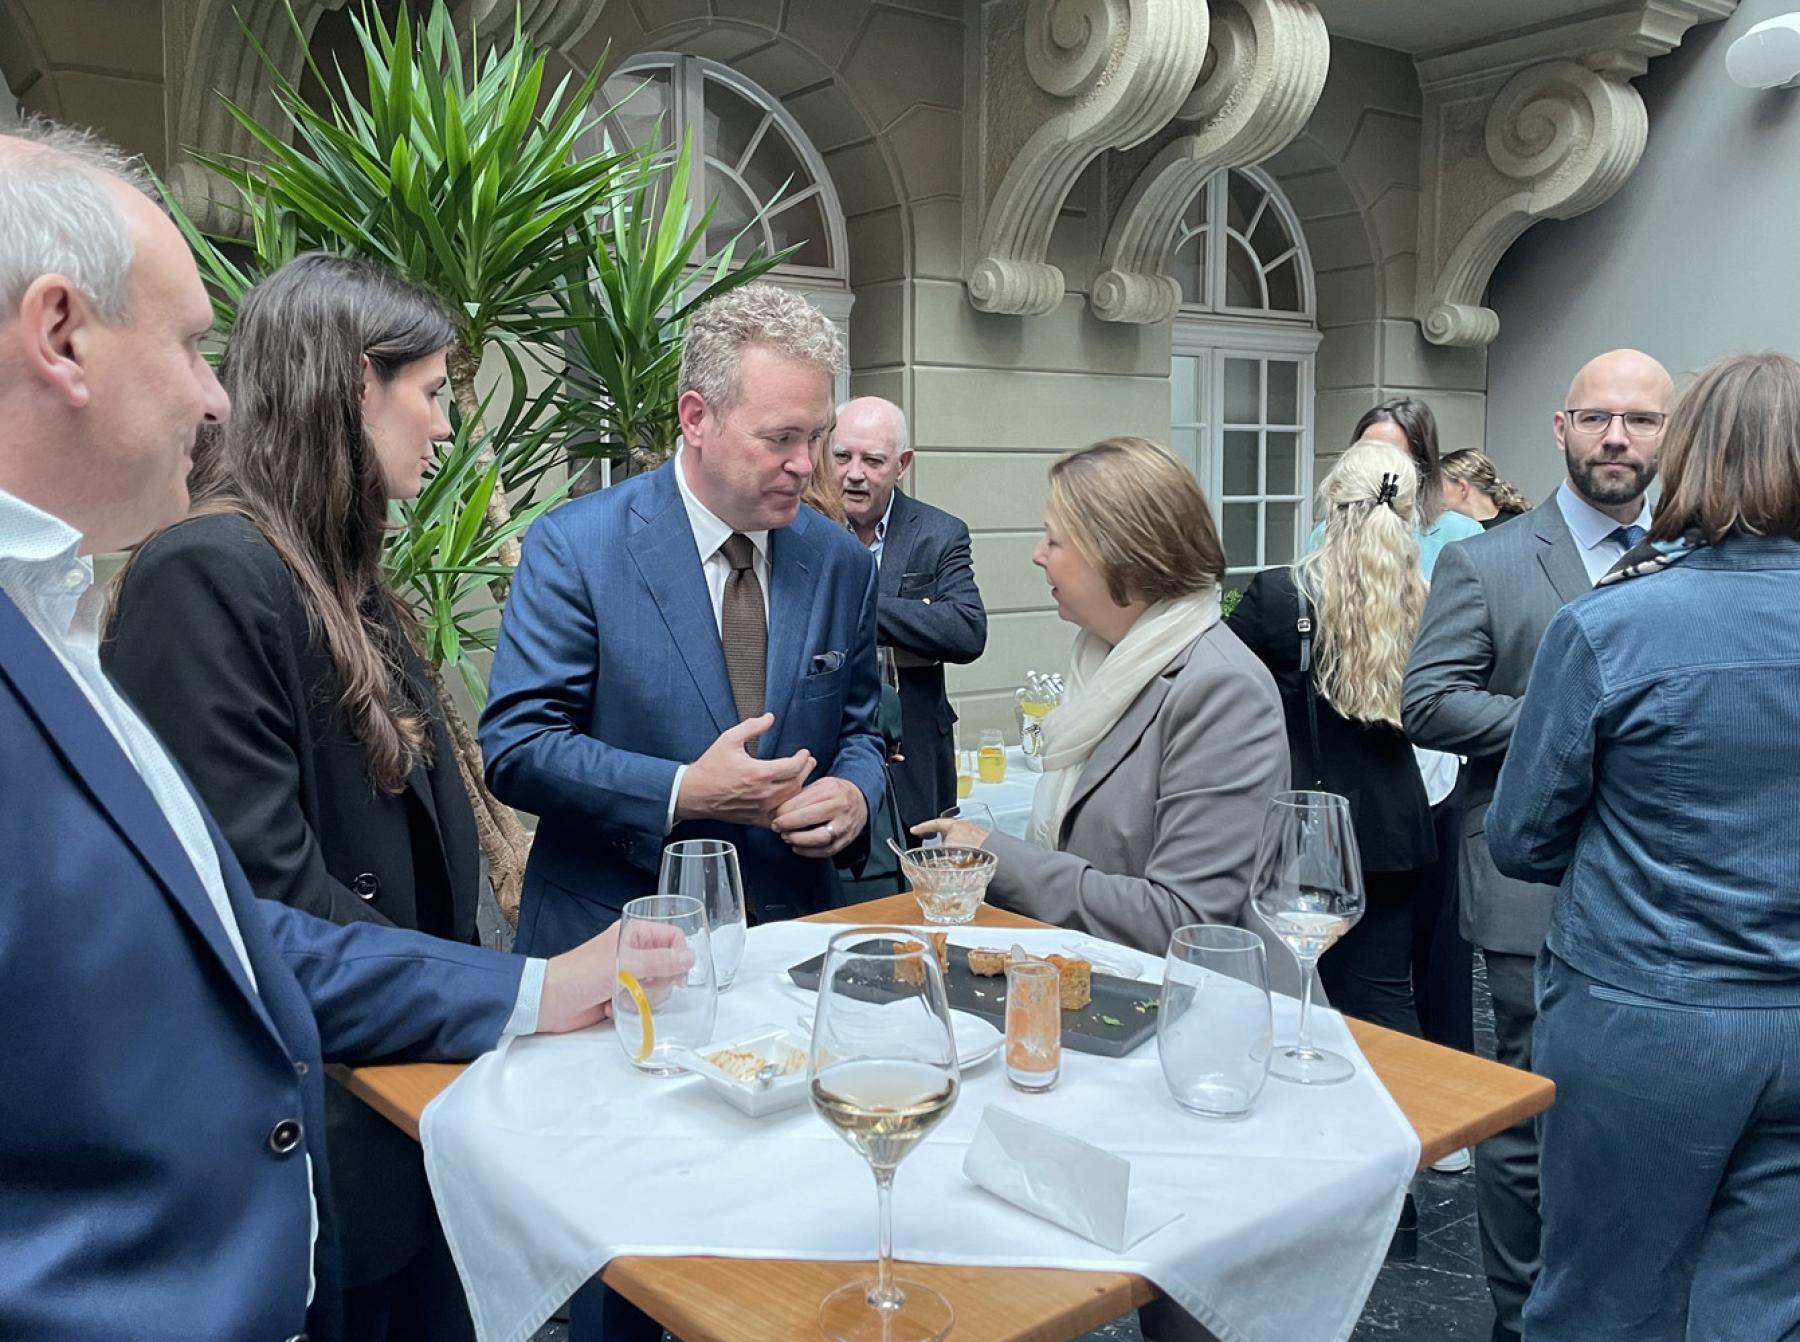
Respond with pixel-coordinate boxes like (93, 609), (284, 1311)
(1249, 791), (1365, 1086)
(808, 929), (961, 1342)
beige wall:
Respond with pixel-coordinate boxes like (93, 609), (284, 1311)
(0, 0), (169, 167)
(1261, 38), (1488, 468)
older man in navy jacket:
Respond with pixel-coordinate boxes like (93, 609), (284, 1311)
(0, 122), (670, 1342)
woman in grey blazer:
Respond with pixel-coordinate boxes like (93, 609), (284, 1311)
(918, 437), (1291, 985)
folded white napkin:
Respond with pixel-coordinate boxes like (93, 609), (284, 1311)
(963, 1104), (1182, 1252)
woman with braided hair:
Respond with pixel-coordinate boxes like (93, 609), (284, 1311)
(1441, 448), (1531, 529)
(1227, 439), (1436, 1032)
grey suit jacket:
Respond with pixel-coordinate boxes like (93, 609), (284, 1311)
(1402, 497), (1590, 955)
(982, 623), (1298, 994)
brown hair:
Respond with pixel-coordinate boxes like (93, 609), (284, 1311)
(1046, 437), (1225, 606)
(1353, 397), (1445, 527)
(1651, 352), (1800, 545)
(1440, 449), (1531, 515)
(185, 253), (452, 793)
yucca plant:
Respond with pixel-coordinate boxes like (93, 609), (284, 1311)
(550, 128), (796, 488)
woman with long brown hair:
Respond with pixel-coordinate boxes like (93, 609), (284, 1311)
(104, 252), (480, 1339)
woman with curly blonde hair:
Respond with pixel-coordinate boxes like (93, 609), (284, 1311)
(1227, 439), (1437, 1031)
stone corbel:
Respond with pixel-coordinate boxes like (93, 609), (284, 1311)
(1090, 0), (1329, 324)
(1414, 1), (1738, 347)
(166, 0), (346, 235)
(968, 0), (1211, 316)
(167, 0), (603, 236)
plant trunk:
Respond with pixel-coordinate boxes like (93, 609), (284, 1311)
(428, 660), (530, 927)
(447, 338), (522, 570)
(439, 335), (531, 925)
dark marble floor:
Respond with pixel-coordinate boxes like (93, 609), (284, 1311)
(533, 955), (1505, 1342)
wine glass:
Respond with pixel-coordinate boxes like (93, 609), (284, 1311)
(611, 894), (717, 1076)
(1249, 791), (1364, 1085)
(809, 928), (960, 1342)
(658, 839), (747, 990)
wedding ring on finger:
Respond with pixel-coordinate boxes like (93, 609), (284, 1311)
(825, 821), (837, 842)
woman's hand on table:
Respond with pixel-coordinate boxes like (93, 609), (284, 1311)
(536, 921), (696, 1034)
(910, 818), (992, 849)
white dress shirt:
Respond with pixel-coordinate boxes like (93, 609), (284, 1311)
(0, 485), (544, 1310)
(1555, 481), (1653, 586)
(666, 448), (771, 826)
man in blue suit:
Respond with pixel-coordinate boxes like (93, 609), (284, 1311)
(0, 122), (679, 1342)
(481, 282), (887, 955)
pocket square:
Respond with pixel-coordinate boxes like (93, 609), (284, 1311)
(809, 651), (846, 674)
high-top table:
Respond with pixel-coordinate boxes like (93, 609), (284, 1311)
(341, 895), (1554, 1342)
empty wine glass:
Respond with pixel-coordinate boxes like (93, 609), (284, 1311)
(611, 894), (717, 1076)
(877, 645), (901, 695)
(1157, 924), (1272, 1117)
(809, 929), (960, 1342)
(658, 839), (746, 990)
(1249, 791), (1364, 1085)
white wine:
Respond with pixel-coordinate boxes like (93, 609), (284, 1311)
(811, 1059), (957, 1168)
(1267, 909), (1351, 959)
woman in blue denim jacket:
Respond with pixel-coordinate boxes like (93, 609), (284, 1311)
(1488, 351), (1800, 1342)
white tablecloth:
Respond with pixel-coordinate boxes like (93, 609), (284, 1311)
(422, 924), (1418, 1342)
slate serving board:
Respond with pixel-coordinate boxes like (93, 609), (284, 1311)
(788, 937), (1160, 1058)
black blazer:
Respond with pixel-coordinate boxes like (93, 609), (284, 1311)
(874, 489), (987, 834)
(102, 511), (481, 1284)
(1227, 567), (1435, 873)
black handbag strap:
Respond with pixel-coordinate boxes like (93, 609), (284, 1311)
(1295, 580), (1323, 786)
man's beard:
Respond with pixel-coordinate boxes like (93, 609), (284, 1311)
(1567, 451), (1656, 507)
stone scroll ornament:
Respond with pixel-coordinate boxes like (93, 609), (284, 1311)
(1091, 0), (1329, 325)
(1416, 61), (1646, 348)
(967, 0), (1211, 316)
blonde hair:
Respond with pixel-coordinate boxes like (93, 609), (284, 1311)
(1440, 449), (1530, 514)
(1296, 440), (1427, 728)
(1046, 437), (1224, 605)
(679, 281), (844, 415)
(803, 428), (848, 524)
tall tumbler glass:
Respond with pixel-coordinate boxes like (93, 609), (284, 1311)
(612, 894), (717, 1076)
(658, 839), (747, 990)
(1156, 924), (1272, 1118)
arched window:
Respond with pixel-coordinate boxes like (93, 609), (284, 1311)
(587, 52), (849, 289)
(1165, 167), (1319, 588)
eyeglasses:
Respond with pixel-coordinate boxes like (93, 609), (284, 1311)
(1563, 408), (1667, 438)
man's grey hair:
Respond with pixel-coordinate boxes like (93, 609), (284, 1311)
(680, 281), (844, 415)
(836, 396), (910, 456)
(0, 117), (155, 324)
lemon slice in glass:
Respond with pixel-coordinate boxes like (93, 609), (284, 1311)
(617, 969), (654, 1062)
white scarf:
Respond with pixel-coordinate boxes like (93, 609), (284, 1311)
(1027, 590), (1222, 848)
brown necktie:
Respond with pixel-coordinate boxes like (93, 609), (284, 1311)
(719, 532), (766, 721)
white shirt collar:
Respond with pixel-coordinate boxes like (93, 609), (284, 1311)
(672, 445), (768, 564)
(850, 489), (898, 548)
(0, 486), (95, 635)
(1556, 480), (1651, 553)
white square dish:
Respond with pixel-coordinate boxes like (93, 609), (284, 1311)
(674, 1026), (811, 1117)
